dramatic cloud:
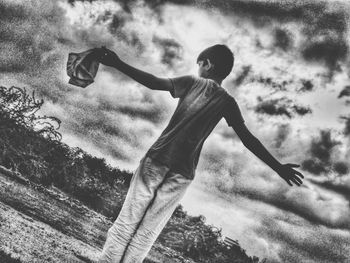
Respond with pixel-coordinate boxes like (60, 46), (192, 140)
(338, 86), (350, 98)
(273, 28), (293, 51)
(0, 1), (66, 75)
(257, 216), (350, 263)
(152, 36), (183, 67)
(312, 179), (350, 202)
(274, 124), (290, 148)
(304, 131), (336, 171)
(255, 77), (290, 92)
(255, 96), (312, 118)
(301, 130), (349, 176)
(298, 80), (314, 93)
(301, 38), (348, 72)
(191, 161), (350, 262)
(70, 0), (350, 72)
(232, 65), (251, 87)
(340, 116), (350, 135)
(203, 0), (349, 74)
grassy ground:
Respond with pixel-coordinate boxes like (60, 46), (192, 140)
(0, 166), (193, 263)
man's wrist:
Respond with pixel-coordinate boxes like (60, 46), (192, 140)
(272, 162), (283, 173)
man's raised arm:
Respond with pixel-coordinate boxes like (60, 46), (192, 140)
(231, 121), (304, 187)
(98, 47), (172, 92)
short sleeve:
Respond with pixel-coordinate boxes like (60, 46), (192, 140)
(223, 95), (245, 127)
(168, 75), (195, 98)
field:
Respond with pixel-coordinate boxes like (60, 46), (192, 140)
(0, 165), (192, 263)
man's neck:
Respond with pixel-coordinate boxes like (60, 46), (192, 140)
(209, 77), (222, 85)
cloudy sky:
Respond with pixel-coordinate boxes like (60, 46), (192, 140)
(1, 0), (350, 262)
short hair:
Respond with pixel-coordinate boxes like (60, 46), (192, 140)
(196, 44), (234, 79)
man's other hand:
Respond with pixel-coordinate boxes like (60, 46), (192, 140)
(277, 163), (304, 186)
(98, 46), (121, 67)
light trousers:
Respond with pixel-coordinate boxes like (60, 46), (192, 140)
(98, 156), (192, 263)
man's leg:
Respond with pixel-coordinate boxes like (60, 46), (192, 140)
(98, 156), (170, 263)
(122, 171), (192, 263)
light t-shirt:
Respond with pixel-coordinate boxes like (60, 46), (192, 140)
(145, 75), (245, 179)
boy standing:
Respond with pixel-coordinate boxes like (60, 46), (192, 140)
(97, 45), (304, 262)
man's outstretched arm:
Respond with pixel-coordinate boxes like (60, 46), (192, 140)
(98, 47), (172, 92)
(231, 121), (304, 186)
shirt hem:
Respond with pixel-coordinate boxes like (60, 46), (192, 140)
(145, 151), (195, 180)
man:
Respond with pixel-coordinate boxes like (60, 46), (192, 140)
(97, 45), (304, 262)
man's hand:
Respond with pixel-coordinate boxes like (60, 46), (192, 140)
(98, 46), (121, 67)
(276, 163), (304, 186)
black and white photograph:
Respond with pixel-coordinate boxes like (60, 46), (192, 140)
(0, 0), (349, 262)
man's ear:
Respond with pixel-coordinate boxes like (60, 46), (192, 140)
(206, 59), (214, 71)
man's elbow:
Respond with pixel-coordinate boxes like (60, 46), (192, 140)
(151, 77), (173, 92)
(231, 124), (259, 149)
(145, 75), (158, 90)
(241, 139), (250, 148)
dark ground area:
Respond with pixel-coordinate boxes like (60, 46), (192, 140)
(0, 166), (192, 263)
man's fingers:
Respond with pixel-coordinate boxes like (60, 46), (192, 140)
(287, 163), (300, 168)
(281, 164), (304, 186)
(285, 179), (293, 186)
(293, 170), (304, 178)
(292, 176), (303, 185)
(291, 178), (301, 186)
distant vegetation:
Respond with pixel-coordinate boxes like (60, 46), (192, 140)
(0, 85), (262, 263)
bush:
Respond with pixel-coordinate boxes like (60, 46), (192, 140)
(158, 205), (259, 263)
(0, 85), (131, 213)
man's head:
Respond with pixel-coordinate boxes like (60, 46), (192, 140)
(196, 44), (234, 81)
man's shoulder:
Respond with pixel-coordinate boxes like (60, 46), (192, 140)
(221, 90), (237, 101)
(169, 74), (197, 87)
(214, 84), (232, 101)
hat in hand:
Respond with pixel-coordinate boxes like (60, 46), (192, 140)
(66, 48), (102, 88)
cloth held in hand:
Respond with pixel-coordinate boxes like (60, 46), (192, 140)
(66, 48), (101, 88)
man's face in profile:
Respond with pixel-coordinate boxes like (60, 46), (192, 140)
(197, 60), (211, 78)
